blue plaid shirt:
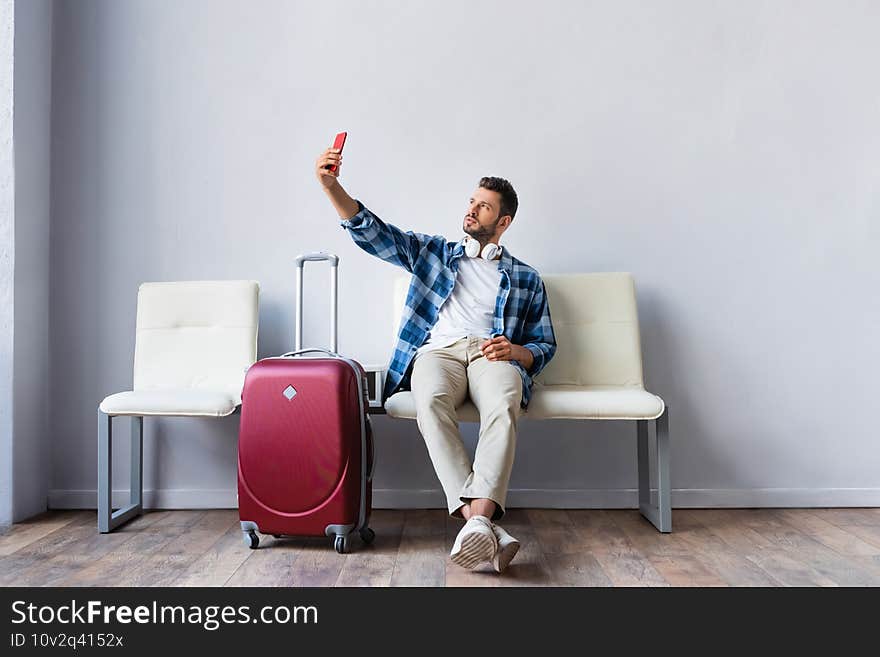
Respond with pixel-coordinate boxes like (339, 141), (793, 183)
(340, 200), (556, 409)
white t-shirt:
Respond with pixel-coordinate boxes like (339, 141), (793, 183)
(416, 256), (502, 356)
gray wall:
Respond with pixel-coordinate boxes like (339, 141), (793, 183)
(12, 0), (53, 522)
(0, 0), (14, 525)
(48, 0), (880, 512)
(0, 0), (53, 525)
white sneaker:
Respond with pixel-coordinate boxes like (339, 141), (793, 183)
(450, 515), (498, 569)
(491, 523), (520, 572)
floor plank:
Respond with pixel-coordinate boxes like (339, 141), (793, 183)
(60, 511), (206, 587)
(736, 509), (880, 586)
(0, 511), (86, 556)
(744, 549), (838, 587)
(527, 509), (586, 556)
(1, 511), (171, 587)
(673, 510), (782, 587)
(174, 522), (257, 587)
(777, 510), (880, 557)
(336, 554), (397, 587)
(568, 510), (668, 587)
(691, 509), (777, 553)
(225, 539), (298, 587)
(810, 508), (880, 527)
(545, 552), (613, 587)
(336, 510), (405, 587)
(284, 537), (347, 587)
(612, 510), (728, 586)
(815, 522), (880, 551)
(390, 510), (447, 587)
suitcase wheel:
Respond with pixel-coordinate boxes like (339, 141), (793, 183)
(244, 531), (260, 550)
(334, 535), (350, 554)
(359, 527), (376, 545)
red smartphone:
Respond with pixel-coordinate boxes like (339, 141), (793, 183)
(326, 131), (347, 172)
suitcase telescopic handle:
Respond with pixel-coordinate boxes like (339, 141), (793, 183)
(294, 251), (339, 353)
(281, 348), (339, 358)
(294, 252), (339, 266)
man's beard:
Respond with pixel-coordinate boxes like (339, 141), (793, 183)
(463, 217), (499, 242)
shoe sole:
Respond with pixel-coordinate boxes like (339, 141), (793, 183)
(493, 541), (520, 572)
(450, 531), (497, 570)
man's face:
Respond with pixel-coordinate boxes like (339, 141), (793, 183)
(463, 188), (509, 240)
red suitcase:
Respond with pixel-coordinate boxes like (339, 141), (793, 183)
(238, 252), (374, 553)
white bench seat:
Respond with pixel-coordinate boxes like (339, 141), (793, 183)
(99, 389), (241, 417)
(386, 385), (665, 422)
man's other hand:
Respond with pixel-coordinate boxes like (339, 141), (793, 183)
(481, 336), (534, 370)
(481, 336), (512, 361)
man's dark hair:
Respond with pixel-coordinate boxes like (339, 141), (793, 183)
(479, 176), (518, 221)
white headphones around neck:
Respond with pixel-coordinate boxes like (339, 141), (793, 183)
(463, 236), (502, 261)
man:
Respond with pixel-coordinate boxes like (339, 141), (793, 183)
(314, 146), (556, 572)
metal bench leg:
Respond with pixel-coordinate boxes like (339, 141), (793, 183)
(98, 410), (112, 533)
(637, 404), (672, 533)
(130, 416), (143, 510)
(97, 410), (144, 533)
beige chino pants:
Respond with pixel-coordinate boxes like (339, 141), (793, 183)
(410, 335), (523, 521)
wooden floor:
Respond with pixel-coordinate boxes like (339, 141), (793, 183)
(2, 508), (880, 586)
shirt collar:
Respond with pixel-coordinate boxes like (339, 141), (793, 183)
(497, 245), (514, 274)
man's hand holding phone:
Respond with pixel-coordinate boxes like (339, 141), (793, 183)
(316, 131), (359, 220)
(316, 147), (343, 189)
(315, 131), (346, 189)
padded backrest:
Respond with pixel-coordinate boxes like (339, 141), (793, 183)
(392, 272), (645, 387)
(537, 273), (645, 387)
(133, 281), (260, 397)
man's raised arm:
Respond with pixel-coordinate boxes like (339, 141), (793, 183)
(315, 147), (359, 219)
(313, 147), (438, 274)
